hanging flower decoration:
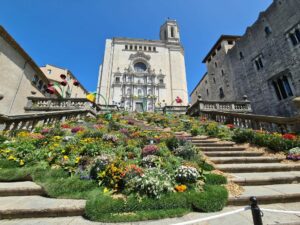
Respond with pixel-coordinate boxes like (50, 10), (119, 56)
(175, 96), (183, 104)
(60, 80), (67, 86)
(46, 86), (56, 94)
(60, 74), (66, 79)
(48, 82), (54, 87)
(73, 80), (80, 86)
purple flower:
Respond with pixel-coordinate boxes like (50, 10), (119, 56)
(142, 145), (159, 157)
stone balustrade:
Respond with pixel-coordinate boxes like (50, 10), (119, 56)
(25, 97), (101, 114)
(162, 105), (189, 114)
(0, 109), (93, 131)
(200, 110), (300, 133)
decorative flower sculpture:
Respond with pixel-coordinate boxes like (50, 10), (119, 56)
(175, 96), (183, 104)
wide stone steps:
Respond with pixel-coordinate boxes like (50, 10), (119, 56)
(228, 183), (300, 206)
(210, 156), (283, 164)
(190, 139), (218, 144)
(193, 143), (235, 147)
(230, 171), (300, 186)
(200, 146), (247, 151)
(216, 163), (300, 173)
(0, 195), (86, 219)
(0, 182), (45, 197)
(204, 151), (264, 157)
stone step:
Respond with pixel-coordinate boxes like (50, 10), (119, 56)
(193, 142), (235, 147)
(228, 183), (300, 206)
(230, 171), (300, 186)
(200, 146), (247, 151)
(217, 163), (300, 173)
(0, 182), (45, 197)
(0, 195), (86, 219)
(210, 156), (283, 164)
(190, 140), (218, 144)
(204, 151), (264, 157)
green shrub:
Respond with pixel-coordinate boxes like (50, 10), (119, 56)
(232, 128), (255, 143)
(0, 159), (19, 168)
(191, 128), (199, 136)
(165, 137), (179, 151)
(205, 173), (227, 185)
(189, 185), (228, 212)
(200, 161), (214, 171)
(0, 135), (7, 144)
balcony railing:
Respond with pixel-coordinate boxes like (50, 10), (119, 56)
(25, 97), (100, 115)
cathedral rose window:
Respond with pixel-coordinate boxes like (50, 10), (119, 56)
(134, 62), (147, 72)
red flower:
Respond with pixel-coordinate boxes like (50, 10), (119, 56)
(175, 96), (183, 104)
(46, 87), (56, 94)
(73, 80), (79, 86)
(227, 124), (235, 129)
(61, 124), (71, 129)
(60, 80), (67, 86)
(282, 133), (296, 140)
(142, 145), (159, 157)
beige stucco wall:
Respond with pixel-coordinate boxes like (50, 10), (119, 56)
(0, 36), (47, 115)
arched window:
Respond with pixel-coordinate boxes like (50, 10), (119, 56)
(32, 75), (39, 85)
(38, 80), (43, 90)
(138, 89), (143, 96)
(134, 62), (147, 72)
(127, 88), (131, 95)
(219, 87), (225, 99)
(171, 27), (174, 38)
(148, 89), (152, 95)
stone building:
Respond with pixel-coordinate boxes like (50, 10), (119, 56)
(40, 64), (88, 98)
(191, 0), (300, 117)
(0, 26), (53, 115)
(96, 20), (188, 111)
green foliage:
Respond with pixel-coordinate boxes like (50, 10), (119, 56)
(188, 185), (228, 212)
(165, 136), (179, 151)
(174, 142), (197, 160)
(232, 129), (255, 143)
(205, 174), (227, 185)
(0, 135), (7, 144)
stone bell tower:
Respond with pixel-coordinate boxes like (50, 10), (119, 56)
(159, 19), (180, 44)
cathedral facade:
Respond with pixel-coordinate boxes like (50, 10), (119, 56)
(96, 20), (188, 112)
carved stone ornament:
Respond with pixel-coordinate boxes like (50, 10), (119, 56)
(129, 51), (151, 61)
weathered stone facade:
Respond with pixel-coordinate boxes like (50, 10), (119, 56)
(0, 26), (51, 115)
(191, 0), (300, 117)
(97, 20), (188, 111)
(40, 64), (88, 98)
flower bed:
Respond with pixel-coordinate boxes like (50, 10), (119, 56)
(0, 112), (228, 222)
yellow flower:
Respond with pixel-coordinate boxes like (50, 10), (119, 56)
(103, 188), (109, 193)
(63, 155), (69, 161)
(8, 155), (16, 161)
(75, 157), (81, 164)
(175, 185), (187, 192)
(19, 160), (25, 166)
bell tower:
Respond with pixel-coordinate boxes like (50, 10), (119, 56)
(160, 19), (180, 44)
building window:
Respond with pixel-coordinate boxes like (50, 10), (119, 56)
(221, 70), (225, 76)
(289, 29), (300, 46)
(213, 78), (216, 83)
(164, 30), (167, 40)
(272, 75), (294, 100)
(134, 62), (147, 72)
(144, 46), (147, 51)
(217, 45), (221, 51)
(148, 46), (152, 51)
(130, 45), (133, 50)
(254, 55), (264, 71)
(171, 27), (174, 38)
(265, 26), (272, 36)
(47, 69), (52, 75)
(134, 45), (137, 50)
(228, 40), (233, 45)
(127, 88), (131, 95)
(115, 77), (120, 83)
(153, 47), (156, 51)
(219, 87), (225, 99)
(159, 79), (164, 84)
(215, 62), (218, 68)
(32, 75), (39, 85)
(138, 89), (142, 96)
(38, 80), (43, 90)
(239, 52), (244, 60)
(139, 46), (142, 50)
(148, 89), (152, 95)
(205, 80), (208, 84)
(206, 89), (209, 96)
(125, 45), (128, 50)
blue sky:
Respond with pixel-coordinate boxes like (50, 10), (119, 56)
(0, 0), (272, 95)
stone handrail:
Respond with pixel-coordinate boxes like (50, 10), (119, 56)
(97, 104), (124, 112)
(0, 109), (94, 131)
(163, 105), (189, 114)
(25, 97), (101, 114)
(200, 110), (300, 133)
(187, 99), (252, 116)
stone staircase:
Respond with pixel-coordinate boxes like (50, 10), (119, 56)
(0, 182), (85, 219)
(175, 132), (300, 206)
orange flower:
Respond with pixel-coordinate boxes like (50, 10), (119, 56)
(175, 184), (187, 192)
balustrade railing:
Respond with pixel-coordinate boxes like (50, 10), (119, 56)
(25, 97), (100, 114)
(0, 109), (93, 131)
(200, 111), (300, 133)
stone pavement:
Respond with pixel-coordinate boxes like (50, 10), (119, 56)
(1, 202), (300, 225)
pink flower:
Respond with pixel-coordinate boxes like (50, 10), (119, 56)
(142, 145), (159, 157)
